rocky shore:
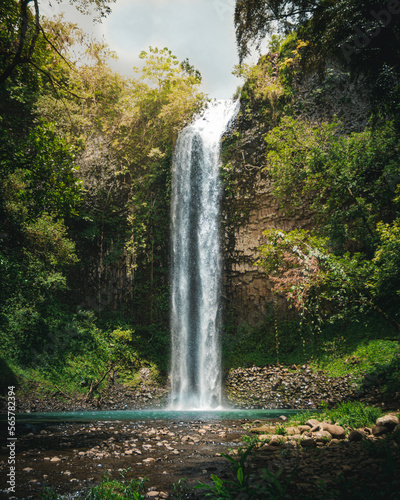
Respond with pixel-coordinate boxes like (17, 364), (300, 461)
(225, 364), (359, 409)
(3, 363), (399, 415)
(1, 364), (400, 499)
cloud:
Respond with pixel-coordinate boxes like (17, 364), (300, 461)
(97, 0), (239, 98)
(48, 0), (240, 98)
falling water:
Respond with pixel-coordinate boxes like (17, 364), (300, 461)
(170, 99), (239, 410)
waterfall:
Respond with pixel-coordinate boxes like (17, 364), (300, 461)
(170, 99), (239, 410)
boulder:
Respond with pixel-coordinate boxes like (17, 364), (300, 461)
(320, 422), (346, 439)
(269, 435), (284, 446)
(312, 430), (332, 443)
(285, 426), (300, 435)
(301, 437), (317, 448)
(372, 425), (389, 436)
(376, 415), (400, 432)
(348, 430), (365, 442)
(250, 425), (273, 434)
(306, 419), (320, 428)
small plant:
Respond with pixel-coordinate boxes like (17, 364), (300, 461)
(196, 444), (295, 499)
(40, 488), (59, 500)
(84, 473), (148, 500)
(171, 478), (192, 500)
(275, 425), (287, 436)
(242, 434), (262, 446)
(321, 401), (382, 429)
(287, 411), (317, 425)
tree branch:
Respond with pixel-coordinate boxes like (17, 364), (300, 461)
(0, 0), (31, 84)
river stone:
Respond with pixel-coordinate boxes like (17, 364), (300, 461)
(250, 425), (273, 434)
(298, 425), (311, 434)
(312, 431), (332, 443)
(320, 423), (346, 439)
(306, 419), (320, 428)
(376, 415), (400, 431)
(301, 437), (317, 448)
(269, 435), (284, 446)
(147, 492), (160, 498)
(288, 434), (303, 442)
(285, 426), (299, 435)
(50, 457), (61, 462)
(372, 425), (389, 436)
(348, 430), (365, 441)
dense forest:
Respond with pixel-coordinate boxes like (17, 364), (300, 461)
(0, 0), (206, 394)
(1, 0), (400, 403)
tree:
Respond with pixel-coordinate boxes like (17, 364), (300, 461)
(265, 117), (400, 255)
(257, 228), (400, 343)
(234, 0), (400, 120)
(234, 0), (319, 61)
(0, 0), (115, 85)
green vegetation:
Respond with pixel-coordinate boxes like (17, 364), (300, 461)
(84, 474), (148, 500)
(0, 4), (205, 396)
(40, 474), (148, 499)
(286, 401), (382, 429)
(320, 401), (382, 428)
(222, 1), (400, 398)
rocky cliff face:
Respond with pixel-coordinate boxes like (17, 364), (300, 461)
(221, 60), (371, 327)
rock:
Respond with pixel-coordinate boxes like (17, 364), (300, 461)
(298, 425), (311, 434)
(147, 492), (160, 498)
(312, 431), (332, 443)
(250, 425), (273, 434)
(320, 423), (346, 439)
(376, 415), (400, 431)
(269, 435), (284, 446)
(285, 426), (299, 435)
(23, 467), (33, 472)
(348, 430), (365, 442)
(50, 457), (61, 462)
(279, 415), (288, 421)
(306, 419), (320, 428)
(143, 458), (155, 463)
(372, 425), (389, 436)
(288, 434), (303, 442)
(301, 437), (317, 448)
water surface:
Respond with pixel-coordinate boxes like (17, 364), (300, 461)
(10, 408), (303, 424)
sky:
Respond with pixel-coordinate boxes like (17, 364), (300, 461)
(40, 0), (242, 99)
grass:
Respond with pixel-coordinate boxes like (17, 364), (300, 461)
(320, 401), (382, 428)
(222, 311), (400, 401)
(316, 339), (399, 378)
(286, 401), (382, 429)
(40, 475), (149, 499)
(84, 474), (148, 499)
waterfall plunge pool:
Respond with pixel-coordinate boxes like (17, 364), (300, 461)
(5, 408), (307, 424)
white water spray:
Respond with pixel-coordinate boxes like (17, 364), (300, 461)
(170, 100), (239, 410)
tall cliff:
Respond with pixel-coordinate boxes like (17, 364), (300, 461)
(221, 55), (371, 327)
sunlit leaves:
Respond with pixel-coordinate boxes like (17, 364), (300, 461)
(265, 117), (400, 254)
